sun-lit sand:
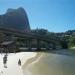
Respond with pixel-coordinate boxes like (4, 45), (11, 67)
(0, 52), (37, 75)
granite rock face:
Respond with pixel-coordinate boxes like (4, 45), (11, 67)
(0, 7), (30, 32)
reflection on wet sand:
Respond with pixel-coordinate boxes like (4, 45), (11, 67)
(22, 52), (42, 69)
(22, 52), (75, 75)
(22, 52), (42, 74)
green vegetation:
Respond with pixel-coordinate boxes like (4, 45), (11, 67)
(32, 29), (75, 50)
(68, 36), (75, 49)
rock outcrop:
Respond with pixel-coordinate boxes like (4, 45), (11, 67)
(0, 7), (30, 32)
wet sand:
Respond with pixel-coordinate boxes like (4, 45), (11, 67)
(24, 52), (75, 75)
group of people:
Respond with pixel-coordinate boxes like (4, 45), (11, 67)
(3, 54), (21, 68)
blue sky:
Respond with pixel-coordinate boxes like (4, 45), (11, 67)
(0, 0), (75, 32)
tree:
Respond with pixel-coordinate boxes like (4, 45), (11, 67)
(68, 36), (75, 47)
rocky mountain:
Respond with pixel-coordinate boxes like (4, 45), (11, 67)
(0, 7), (30, 32)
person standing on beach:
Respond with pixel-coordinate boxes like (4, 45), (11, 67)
(3, 54), (7, 68)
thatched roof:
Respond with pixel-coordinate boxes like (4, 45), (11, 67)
(1, 41), (14, 46)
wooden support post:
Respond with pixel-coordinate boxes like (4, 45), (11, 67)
(46, 42), (50, 50)
(5, 46), (8, 55)
(28, 39), (31, 51)
(37, 39), (41, 51)
(52, 44), (56, 49)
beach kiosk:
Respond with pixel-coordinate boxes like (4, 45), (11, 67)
(0, 41), (16, 53)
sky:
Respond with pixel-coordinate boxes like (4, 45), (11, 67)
(0, 0), (75, 32)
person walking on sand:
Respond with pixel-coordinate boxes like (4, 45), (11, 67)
(18, 59), (21, 66)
